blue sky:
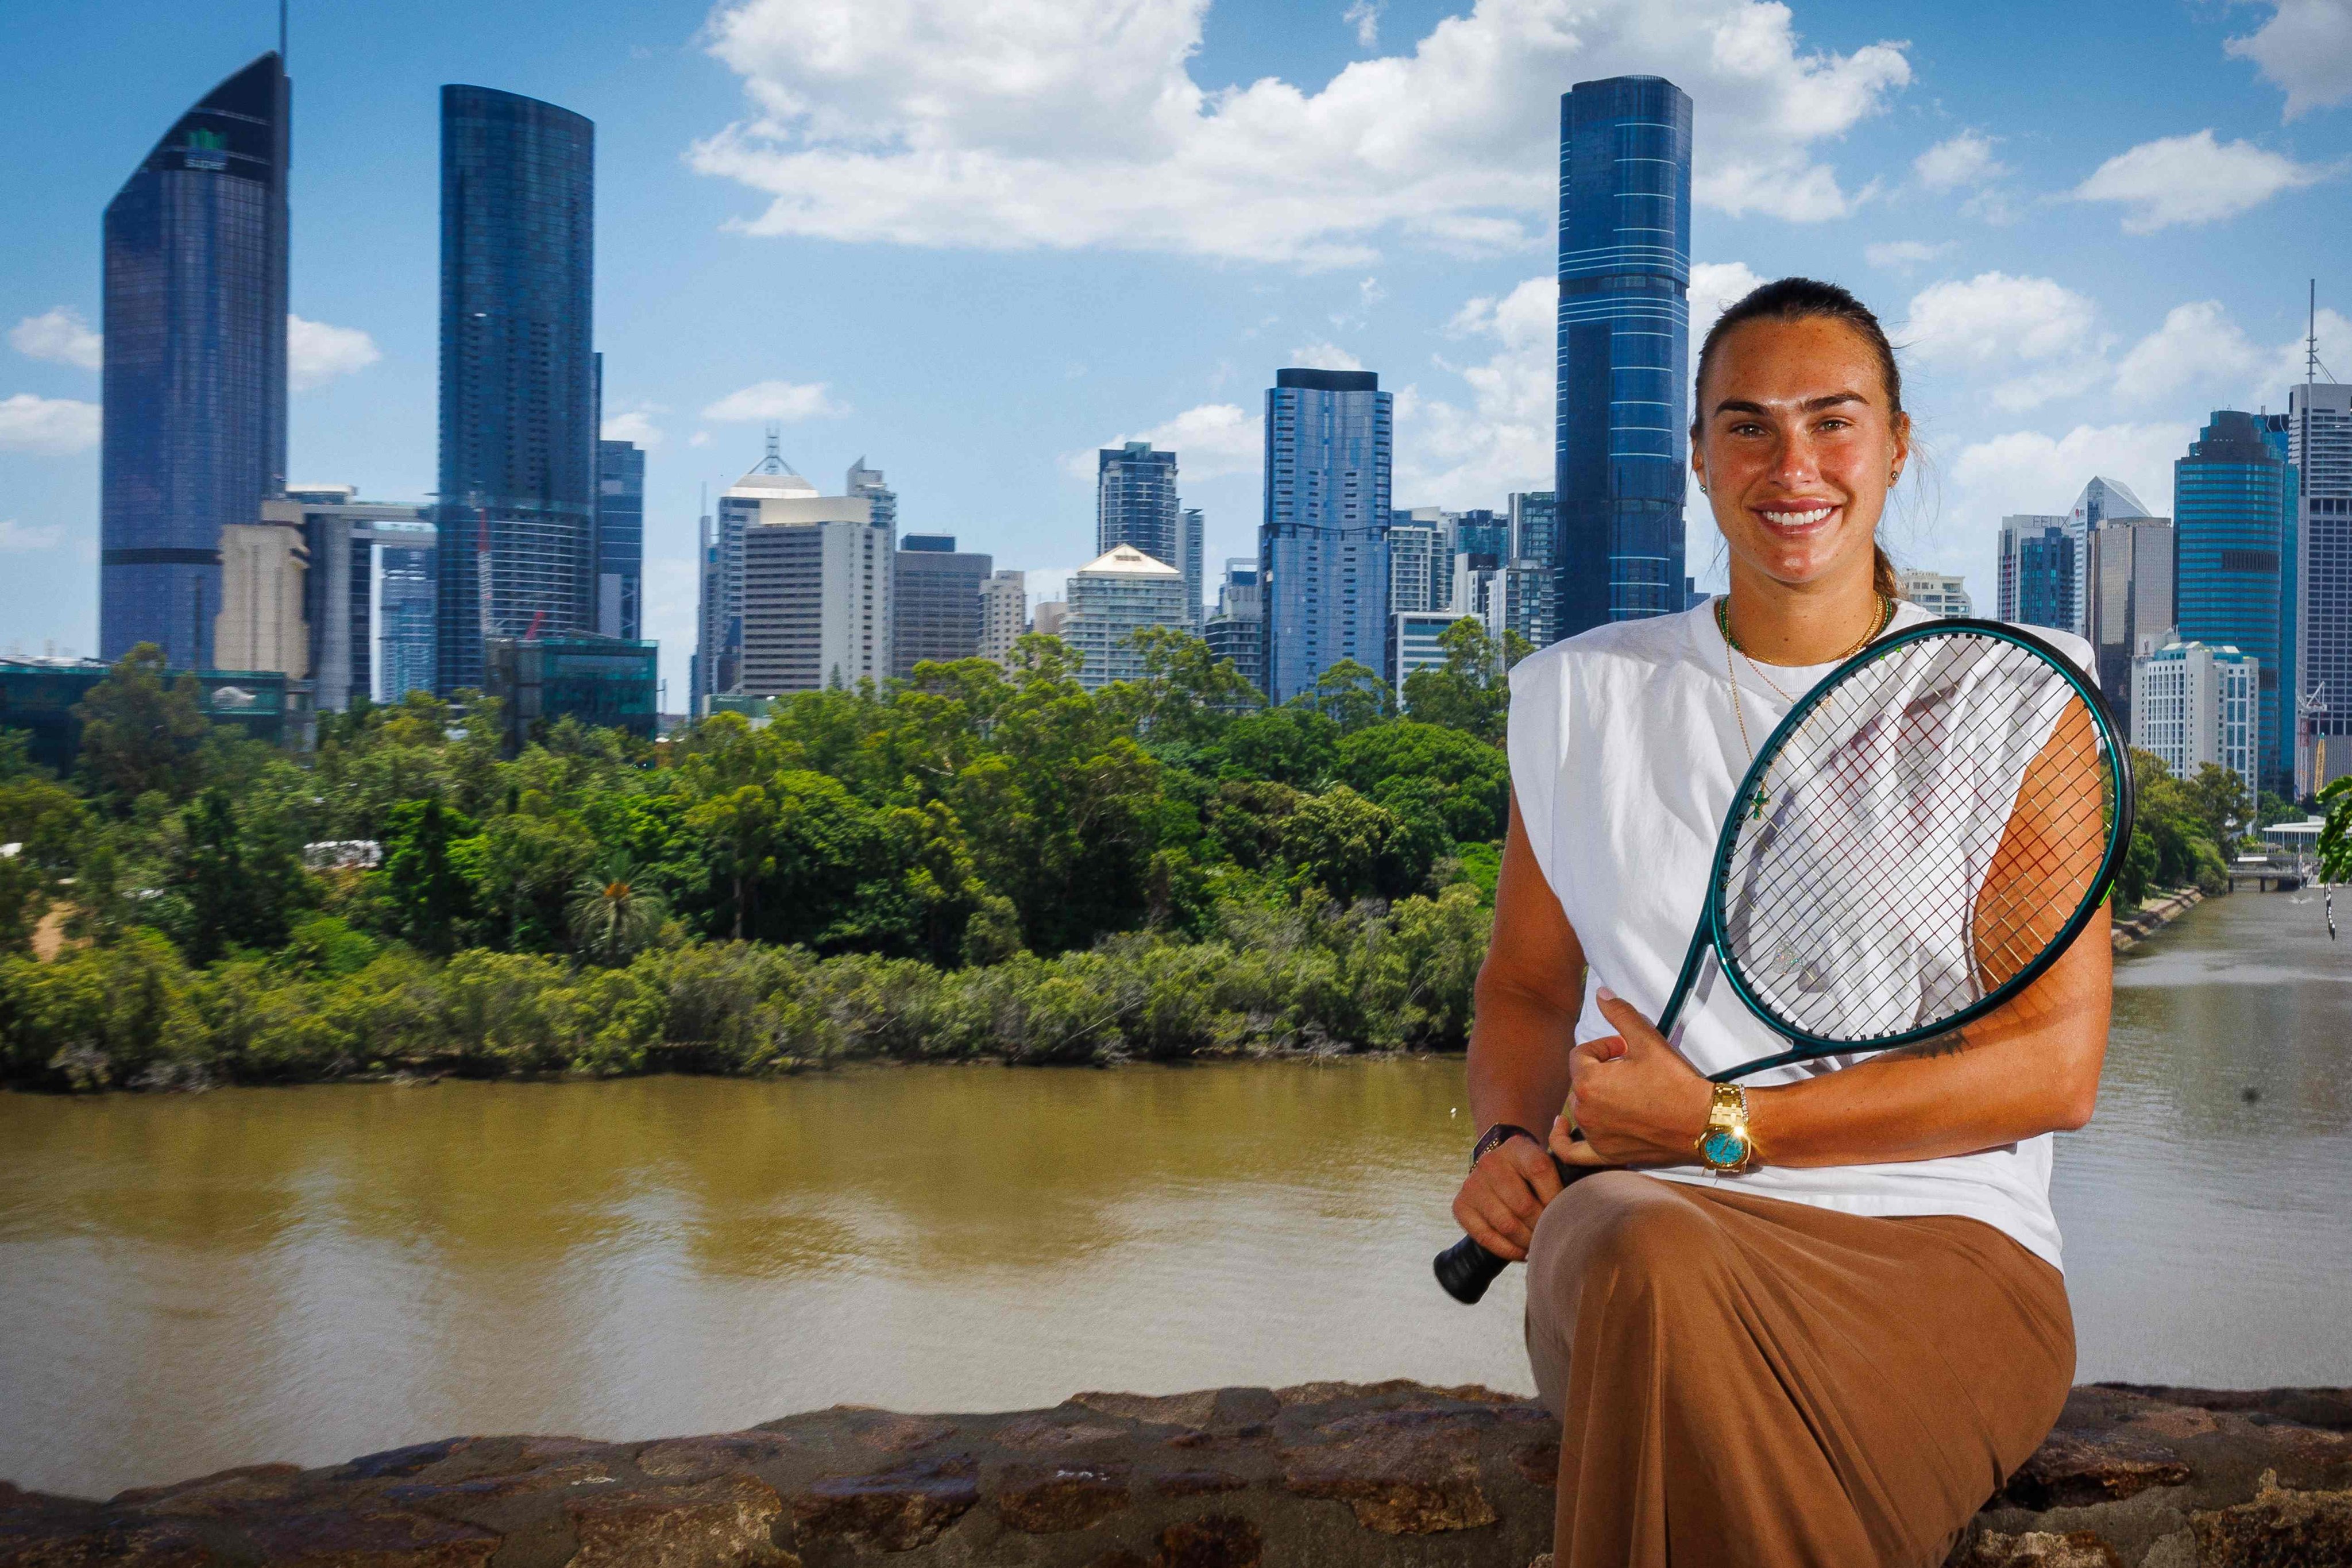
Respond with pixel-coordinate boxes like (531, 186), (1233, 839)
(3, 0), (2349, 696)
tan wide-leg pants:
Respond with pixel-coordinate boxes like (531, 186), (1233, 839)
(1524, 1171), (2074, 1568)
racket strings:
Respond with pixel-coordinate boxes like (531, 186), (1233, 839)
(1717, 634), (2118, 1044)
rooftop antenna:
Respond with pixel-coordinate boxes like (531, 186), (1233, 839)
(759, 423), (785, 474)
(279, 0), (287, 62)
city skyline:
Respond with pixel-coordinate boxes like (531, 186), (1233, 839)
(5, 0), (2351, 700)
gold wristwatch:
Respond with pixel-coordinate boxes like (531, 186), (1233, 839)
(1696, 1083), (1757, 1174)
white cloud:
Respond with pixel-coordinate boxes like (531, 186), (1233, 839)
(2259, 306), (2352, 403)
(1343, 0), (1381, 47)
(692, 0), (1911, 267)
(1949, 423), (2191, 529)
(603, 409), (666, 449)
(2073, 130), (2332, 233)
(1912, 131), (2002, 190)
(1396, 275), (1555, 504)
(2227, 0), (2352, 119)
(1687, 260), (1768, 349)
(1899, 271), (2106, 410)
(2112, 302), (2266, 404)
(0, 518), (65, 551)
(1287, 340), (1365, 372)
(0, 394), (100, 455)
(1075, 401), (1264, 482)
(287, 315), (380, 391)
(701, 380), (843, 421)
(689, 430), (713, 448)
(1864, 239), (1952, 272)
(10, 308), (101, 370)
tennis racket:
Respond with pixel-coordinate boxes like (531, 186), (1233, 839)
(1434, 618), (2134, 1304)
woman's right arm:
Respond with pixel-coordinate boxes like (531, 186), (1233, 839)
(1451, 790), (1588, 1261)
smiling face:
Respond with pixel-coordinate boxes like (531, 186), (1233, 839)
(1692, 314), (1910, 595)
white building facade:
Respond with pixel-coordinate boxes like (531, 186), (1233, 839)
(1896, 569), (1972, 619)
(979, 570), (1027, 666)
(2131, 639), (2260, 798)
(1063, 544), (1191, 691)
(735, 457), (894, 697)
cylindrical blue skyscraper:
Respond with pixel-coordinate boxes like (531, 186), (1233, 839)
(1555, 75), (1692, 639)
(436, 85), (596, 694)
(100, 52), (291, 669)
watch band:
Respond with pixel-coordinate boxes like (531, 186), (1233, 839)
(1470, 1122), (1540, 1171)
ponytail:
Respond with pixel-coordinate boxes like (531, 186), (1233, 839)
(1874, 544), (1901, 602)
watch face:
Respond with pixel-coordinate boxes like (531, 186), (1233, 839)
(1701, 1129), (1749, 1169)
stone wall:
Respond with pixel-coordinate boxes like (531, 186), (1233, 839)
(4, 1381), (2347, 1567)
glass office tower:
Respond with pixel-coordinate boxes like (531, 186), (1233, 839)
(436, 85), (596, 694)
(2175, 411), (2297, 792)
(596, 439), (644, 640)
(1260, 368), (1393, 705)
(1555, 75), (1693, 640)
(100, 53), (290, 669)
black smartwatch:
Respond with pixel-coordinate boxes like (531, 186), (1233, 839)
(1469, 1122), (1540, 1171)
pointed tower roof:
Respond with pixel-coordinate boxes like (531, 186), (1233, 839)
(725, 426), (818, 499)
(1076, 543), (1181, 577)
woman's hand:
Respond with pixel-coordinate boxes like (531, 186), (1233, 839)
(1552, 988), (1712, 1169)
(1451, 1135), (1565, 1262)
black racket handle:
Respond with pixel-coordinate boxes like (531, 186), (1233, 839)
(1434, 1152), (1589, 1305)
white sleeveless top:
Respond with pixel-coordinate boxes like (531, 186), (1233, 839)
(1505, 600), (2093, 1269)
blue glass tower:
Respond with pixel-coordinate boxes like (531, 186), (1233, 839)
(1555, 75), (1692, 639)
(2175, 411), (2298, 791)
(100, 53), (290, 669)
(1260, 368), (1392, 705)
(596, 438), (644, 640)
(436, 86), (596, 694)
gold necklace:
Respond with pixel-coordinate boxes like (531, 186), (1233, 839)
(1716, 594), (1893, 762)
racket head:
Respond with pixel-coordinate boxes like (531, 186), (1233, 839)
(1701, 618), (2133, 1069)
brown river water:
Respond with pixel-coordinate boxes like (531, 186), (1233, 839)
(2, 890), (2347, 1499)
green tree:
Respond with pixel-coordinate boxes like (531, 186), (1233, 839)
(378, 797), (479, 955)
(569, 856), (669, 964)
(686, 783), (779, 941)
(2181, 763), (2252, 850)
(1280, 786), (1434, 903)
(1109, 627), (1263, 744)
(168, 787), (312, 964)
(1335, 721), (1511, 843)
(1307, 658), (1393, 734)
(75, 644), (211, 806)
(2318, 774), (2352, 884)
(1399, 619), (1513, 741)
(1212, 706), (1339, 787)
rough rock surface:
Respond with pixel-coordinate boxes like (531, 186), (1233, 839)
(3, 1382), (2347, 1567)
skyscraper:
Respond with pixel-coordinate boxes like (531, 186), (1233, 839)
(2065, 476), (2152, 635)
(2289, 379), (2351, 791)
(1180, 506), (1205, 629)
(375, 519), (439, 704)
(734, 452), (892, 696)
(847, 458), (897, 532)
(283, 485), (437, 710)
(891, 535), (992, 676)
(1205, 558), (1264, 693)
(1064, 545), (1192, 692)
(1998, 515), (2073, 632)
(435, 85), (596, 694)
(978, 570), (1028, 667)
(101, 52), (290, 669)
(2084, 515), (2174, 724)
(1555, 75), (1693, 640)
(1099, 443), (1180, 563)
(1387, 514), (1447, 621)
(1260, 368), (1393, 704)
(596, 439), (644, 640)
(2175, 411), (2297, 792)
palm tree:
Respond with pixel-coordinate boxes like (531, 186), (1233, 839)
(568, 857), (667, 963)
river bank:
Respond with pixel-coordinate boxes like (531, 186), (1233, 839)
(5, 1380), (2346, 1568)
(2112, 886), (2206, 953)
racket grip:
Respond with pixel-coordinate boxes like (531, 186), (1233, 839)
(1432, 1235), (1510, 1304)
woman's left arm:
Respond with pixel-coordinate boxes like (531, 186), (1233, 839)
(1559, 901), (2110, 1171)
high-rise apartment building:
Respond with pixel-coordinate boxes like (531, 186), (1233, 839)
(1998, 515), (2075, 633)
(731, 453), (892, 697)
(2131, 639), (2260, 801)
(1181, 507), (1205, 629)
(435, 85), (596, 694)
(1064, 545), (1192, 692)
(845, 458), (897, 534)
(1387, 512), (1448, 627)
(1895, 569), (1972, 620)
(1261, 368), (1393, 704)
(979, 570), (1027, 666)
(1511, 491), (1559, 567)
(2065, 477), (2151, 636)
(596, 439), (644, 640)
(1557, 75), (1693, 639)
(1205, 558), (1264, 693)
(1452, 509), (1511, 563)
(2175, 411), (2297, 792)
(282, 486), (437, 710)
(2289, 380), (2351, 790)
(1097, 443), (1195, 617)
(891, 535), (992, 676)
(101, 53), (291, 670)
(1454, 556), (1555, 651)
(2084, 516), (2175, 724)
